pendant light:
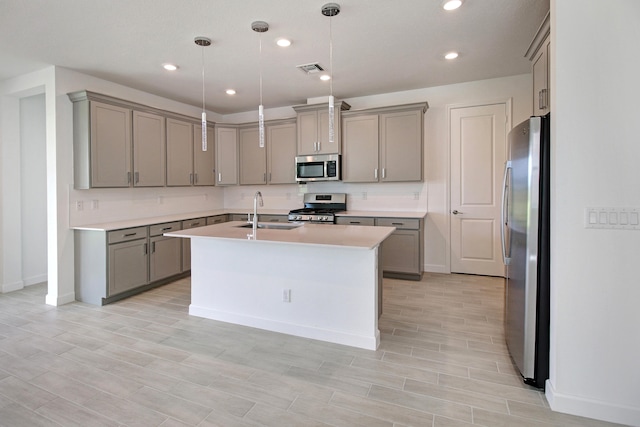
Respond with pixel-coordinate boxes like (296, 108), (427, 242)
(194, 36), (211, 151)
(252, 21), (269, 148)
(322, 3), (340, 144)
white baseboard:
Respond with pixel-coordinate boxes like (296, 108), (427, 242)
(423, 264), (448, 274)
(45, 291), (76, 306)
(1, 280), (24, 293)
(23, 274), (47, 287)
(546, 379), (640, 426)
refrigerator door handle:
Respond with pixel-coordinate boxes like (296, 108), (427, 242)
(501, 161), (512, 265)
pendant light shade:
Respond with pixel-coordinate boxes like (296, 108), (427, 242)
(194, 36), (211, 151)
(322, 3), (340, 144)
(252, 21), (269, 148)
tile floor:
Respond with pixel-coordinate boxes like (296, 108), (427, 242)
(0, 273), (624, 426)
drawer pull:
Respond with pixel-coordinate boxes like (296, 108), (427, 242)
(161, 227), (173, 231)
(123, 232), (137, 237)
(190, 222), (201, 226)
(391, 222), (404, 226)
(350, 221), (361, 224)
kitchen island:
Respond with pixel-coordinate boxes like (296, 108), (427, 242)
(165, 221), (395, 350)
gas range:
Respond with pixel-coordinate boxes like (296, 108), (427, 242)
(288, 193), (346, 224)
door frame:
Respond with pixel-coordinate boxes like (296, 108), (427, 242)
(445, 98), (512, 274)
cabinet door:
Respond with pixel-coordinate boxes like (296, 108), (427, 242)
(297, 110), (319, 155)
(215, 127), (238, 185)
(532, 37), (550, 116)
(193, 124), (215, 186)
(149, 236), (182, 281)
(267, 123), (296, 184)
(133, 111), (166, 186)
(342, 115), (379, 182)
(380, 230), (420, 274)
(380, 109), (422, 182)
(90, 101), (132, 187)
(239, 127), (267, 185)
(166, 118), (194, 186)
(108, 239), (148, 296)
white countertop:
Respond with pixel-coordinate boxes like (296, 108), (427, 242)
(165, 221), (396, 250)
(72, 209), (426, 231)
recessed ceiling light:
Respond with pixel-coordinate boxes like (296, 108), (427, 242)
(276, 38), (292, 47)
(163, 63), (178, 71)
(320, 74), (331, 81)
(226, 89), (236, 95)
(443, 0), (463, 11)
(445, 52), (459, 60)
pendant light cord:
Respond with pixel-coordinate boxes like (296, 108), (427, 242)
(329, 14), (333, 97)
(201, 45), (206, 114)
(259, 34), (263, 106)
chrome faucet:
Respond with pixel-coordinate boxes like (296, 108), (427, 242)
(248, 191), (264, 240)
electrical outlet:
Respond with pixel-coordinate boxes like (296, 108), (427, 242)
(91, 199), (99, 210)
(75, 201), (83, 211)
(282, 289), (291, 302)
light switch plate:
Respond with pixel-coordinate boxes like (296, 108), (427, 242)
(585, 207), (640, 230)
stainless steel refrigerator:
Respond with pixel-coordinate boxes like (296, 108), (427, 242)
(501, 114), (550, 389)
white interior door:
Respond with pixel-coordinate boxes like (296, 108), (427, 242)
(450, 103), (507, 276)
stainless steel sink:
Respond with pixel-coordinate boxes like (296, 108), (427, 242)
(235, 222), (303, 230)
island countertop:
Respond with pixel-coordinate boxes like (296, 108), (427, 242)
(165, 221), (395, 250)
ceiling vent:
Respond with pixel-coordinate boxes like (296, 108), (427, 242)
(296, 62), (325, 74)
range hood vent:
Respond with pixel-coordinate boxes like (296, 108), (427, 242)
(296, 62), (325, 74)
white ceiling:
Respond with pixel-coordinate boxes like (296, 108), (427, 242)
(0, 0), (549, 115)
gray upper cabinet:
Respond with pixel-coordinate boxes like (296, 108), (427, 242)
(216, 126), (239, 185)
(133, 110), (165, 187)
(342, 114), (379, 182)
(193, 124), (215, 186)
(342, 103), (427, 183)
(69, 91), (133, 189)
(267, 121), (296, 184)
(380, 108), (424, 182)
(527, 12), (550, 116)
(69, 91), (215, 189)
(239, 126), (267, 185)
(294, 102), (350, 155)
(166, 118), (194, 186)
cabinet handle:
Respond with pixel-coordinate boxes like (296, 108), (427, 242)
(161, 227), (172, 231)
(542, 88), (548, 109)
(143, 243), (148, 255)
(382, 168), (386, 179)
(123, 232), (137, 237)
(190, 222), (201, 227)
(391, 222), (404, 226)
(189, 173), (193, 184)
(269, 172), (272, 182)
(374, 169), (378, 179)
(218, 172), (222, 182)
(317, 141), (321, 152)
(151, 242), (156, 253)
(264, 173), (267, 183)
(134, 172), (139, 184)
(195, 173), (198, 184)
(350, 221), (361, 224)
(127, 171), (131, 184)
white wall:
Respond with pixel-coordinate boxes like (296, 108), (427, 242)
(20, 93), (47, 285)
(546, 1), (640, 425)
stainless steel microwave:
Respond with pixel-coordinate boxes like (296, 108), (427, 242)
(295, 154), (341, 183)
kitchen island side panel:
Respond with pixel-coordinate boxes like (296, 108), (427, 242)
(188, 238), (380, 350)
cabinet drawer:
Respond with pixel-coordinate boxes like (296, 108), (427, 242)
(149, 221), (182, 236)
(207, 214), (228, 225)
(336, 216), (375, 226)
(107, 226), (148, 244)
(229, 214), (248, 222)
(376, 217), (420, 230)
(182, 217), (207, 230)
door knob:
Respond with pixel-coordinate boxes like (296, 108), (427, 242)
(452, 210), (463, 215)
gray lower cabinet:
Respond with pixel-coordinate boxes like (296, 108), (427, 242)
(207, 214), (228, 225)
(335, 216), (422, 280)
(376, 217), (422, 280)
(75, 221), (188, 306)
(149, 222), (182, 281)
(108, 234), (148, 297)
